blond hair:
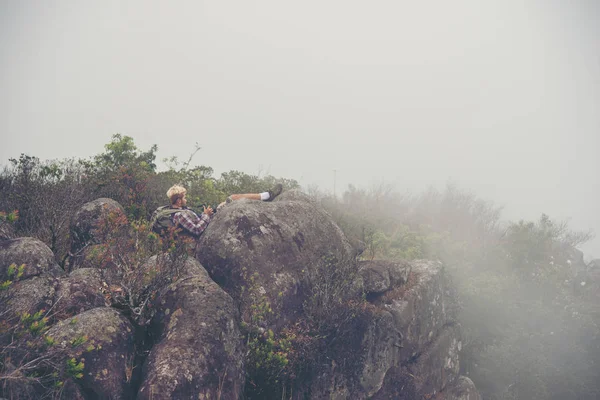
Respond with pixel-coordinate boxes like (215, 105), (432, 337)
(167, 184), (187, 204)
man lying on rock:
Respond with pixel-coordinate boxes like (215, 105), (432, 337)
(151, 183), (283, 239)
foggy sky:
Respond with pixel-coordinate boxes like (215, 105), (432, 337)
(1, 1), (599, 256)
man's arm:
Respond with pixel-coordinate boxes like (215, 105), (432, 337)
(172, 209), (211, 237)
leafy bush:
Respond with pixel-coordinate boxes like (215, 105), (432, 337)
(0, 156), (93, 265)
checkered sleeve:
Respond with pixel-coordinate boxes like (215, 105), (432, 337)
(172, 209), (211, 236)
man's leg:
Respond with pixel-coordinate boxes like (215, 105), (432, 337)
(229, 193), (261, 201)
(229, 183), (283, 202)
(216, 193), (265, 211)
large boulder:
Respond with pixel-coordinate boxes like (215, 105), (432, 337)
(404, 323), (462, 396)
(53, 268), (107, 320)
(0, 237), (63, 281)
(384, 260), (456, 361)
(0, 274), (58, 318)
(298, 260), (460, 399)
(0, 268), (106, 336)
(69, 198), (126, 269)
(129, 254), (188, 310)
(357, 309), (399, 397)
(295, 305), (400, 400)
(45, 307), (135, 399)
(360, 259), (411, 295)
(138, 257), (245, 400)
(197, 189), (355, 326)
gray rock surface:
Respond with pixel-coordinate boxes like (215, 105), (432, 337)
(46, 307), (135, 399)
(69, 198), (126, 270)
(385, 260), (454, 361)
(406, 323), (462, 396)
(0, 274), (58, 317)
(305, 260), (460, 399)
(197, 189), (355, 326)
(54, 268), (107, 320)
(0, 268), (106, 328)
(360, 260), (411, 295)
(0, 237), (63, 281)
(138, 257), (244, 400)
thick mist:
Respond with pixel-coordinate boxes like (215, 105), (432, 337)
(1, 2), (598, 244)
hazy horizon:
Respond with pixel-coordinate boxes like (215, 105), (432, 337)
(1, 1), (599, 256)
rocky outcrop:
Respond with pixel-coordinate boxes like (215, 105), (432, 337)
(197, 189), (355, 326)
(173, 192), (478, 399)
(69, 198), (126, 270)
(1, 194), (482, 399)
(46, 307), (136, 399)
(53, 268), (107, 320)
(360, 259), (411, 294)
(0, 238), (127, 399)
(0, 237), (63, 281)
(0, 274), (58, 317)
(0, 268), (106, 325)
(302, 260), (468, 399)
(384, 260), (455, 361)
(405, 323), (462, 395)
(137, 257), (244, 400)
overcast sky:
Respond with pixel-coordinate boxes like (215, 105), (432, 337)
(1, 1), (599, 256)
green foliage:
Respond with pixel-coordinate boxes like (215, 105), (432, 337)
(89, 134), (159, 219)
(44, 335), (55, 347)
(502, 213), (594, 276)
(218, 170), (299, 196)
(65, 357), (85, 379)
(0, 262), (22, 292)
(19, 310), (49, 337)
(70, 335), (88, 348)
(0, 209), (19, 223)
(0, 155), (93, 264)
(241, 268), (292, 394)
(94, 133), (157, 173)
(7, 263), (25, 280)
(82, 210), (190, 324)
(362, 225), (432, 261)
(0, 306), (65, 399)
(0, 262), (26, 299)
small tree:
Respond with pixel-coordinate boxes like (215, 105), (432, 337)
(89, 134), (158, 219)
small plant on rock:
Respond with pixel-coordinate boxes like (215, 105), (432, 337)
(241, 268), (293, 398)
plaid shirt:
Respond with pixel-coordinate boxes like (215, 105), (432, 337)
(172, 208), (211, 237)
